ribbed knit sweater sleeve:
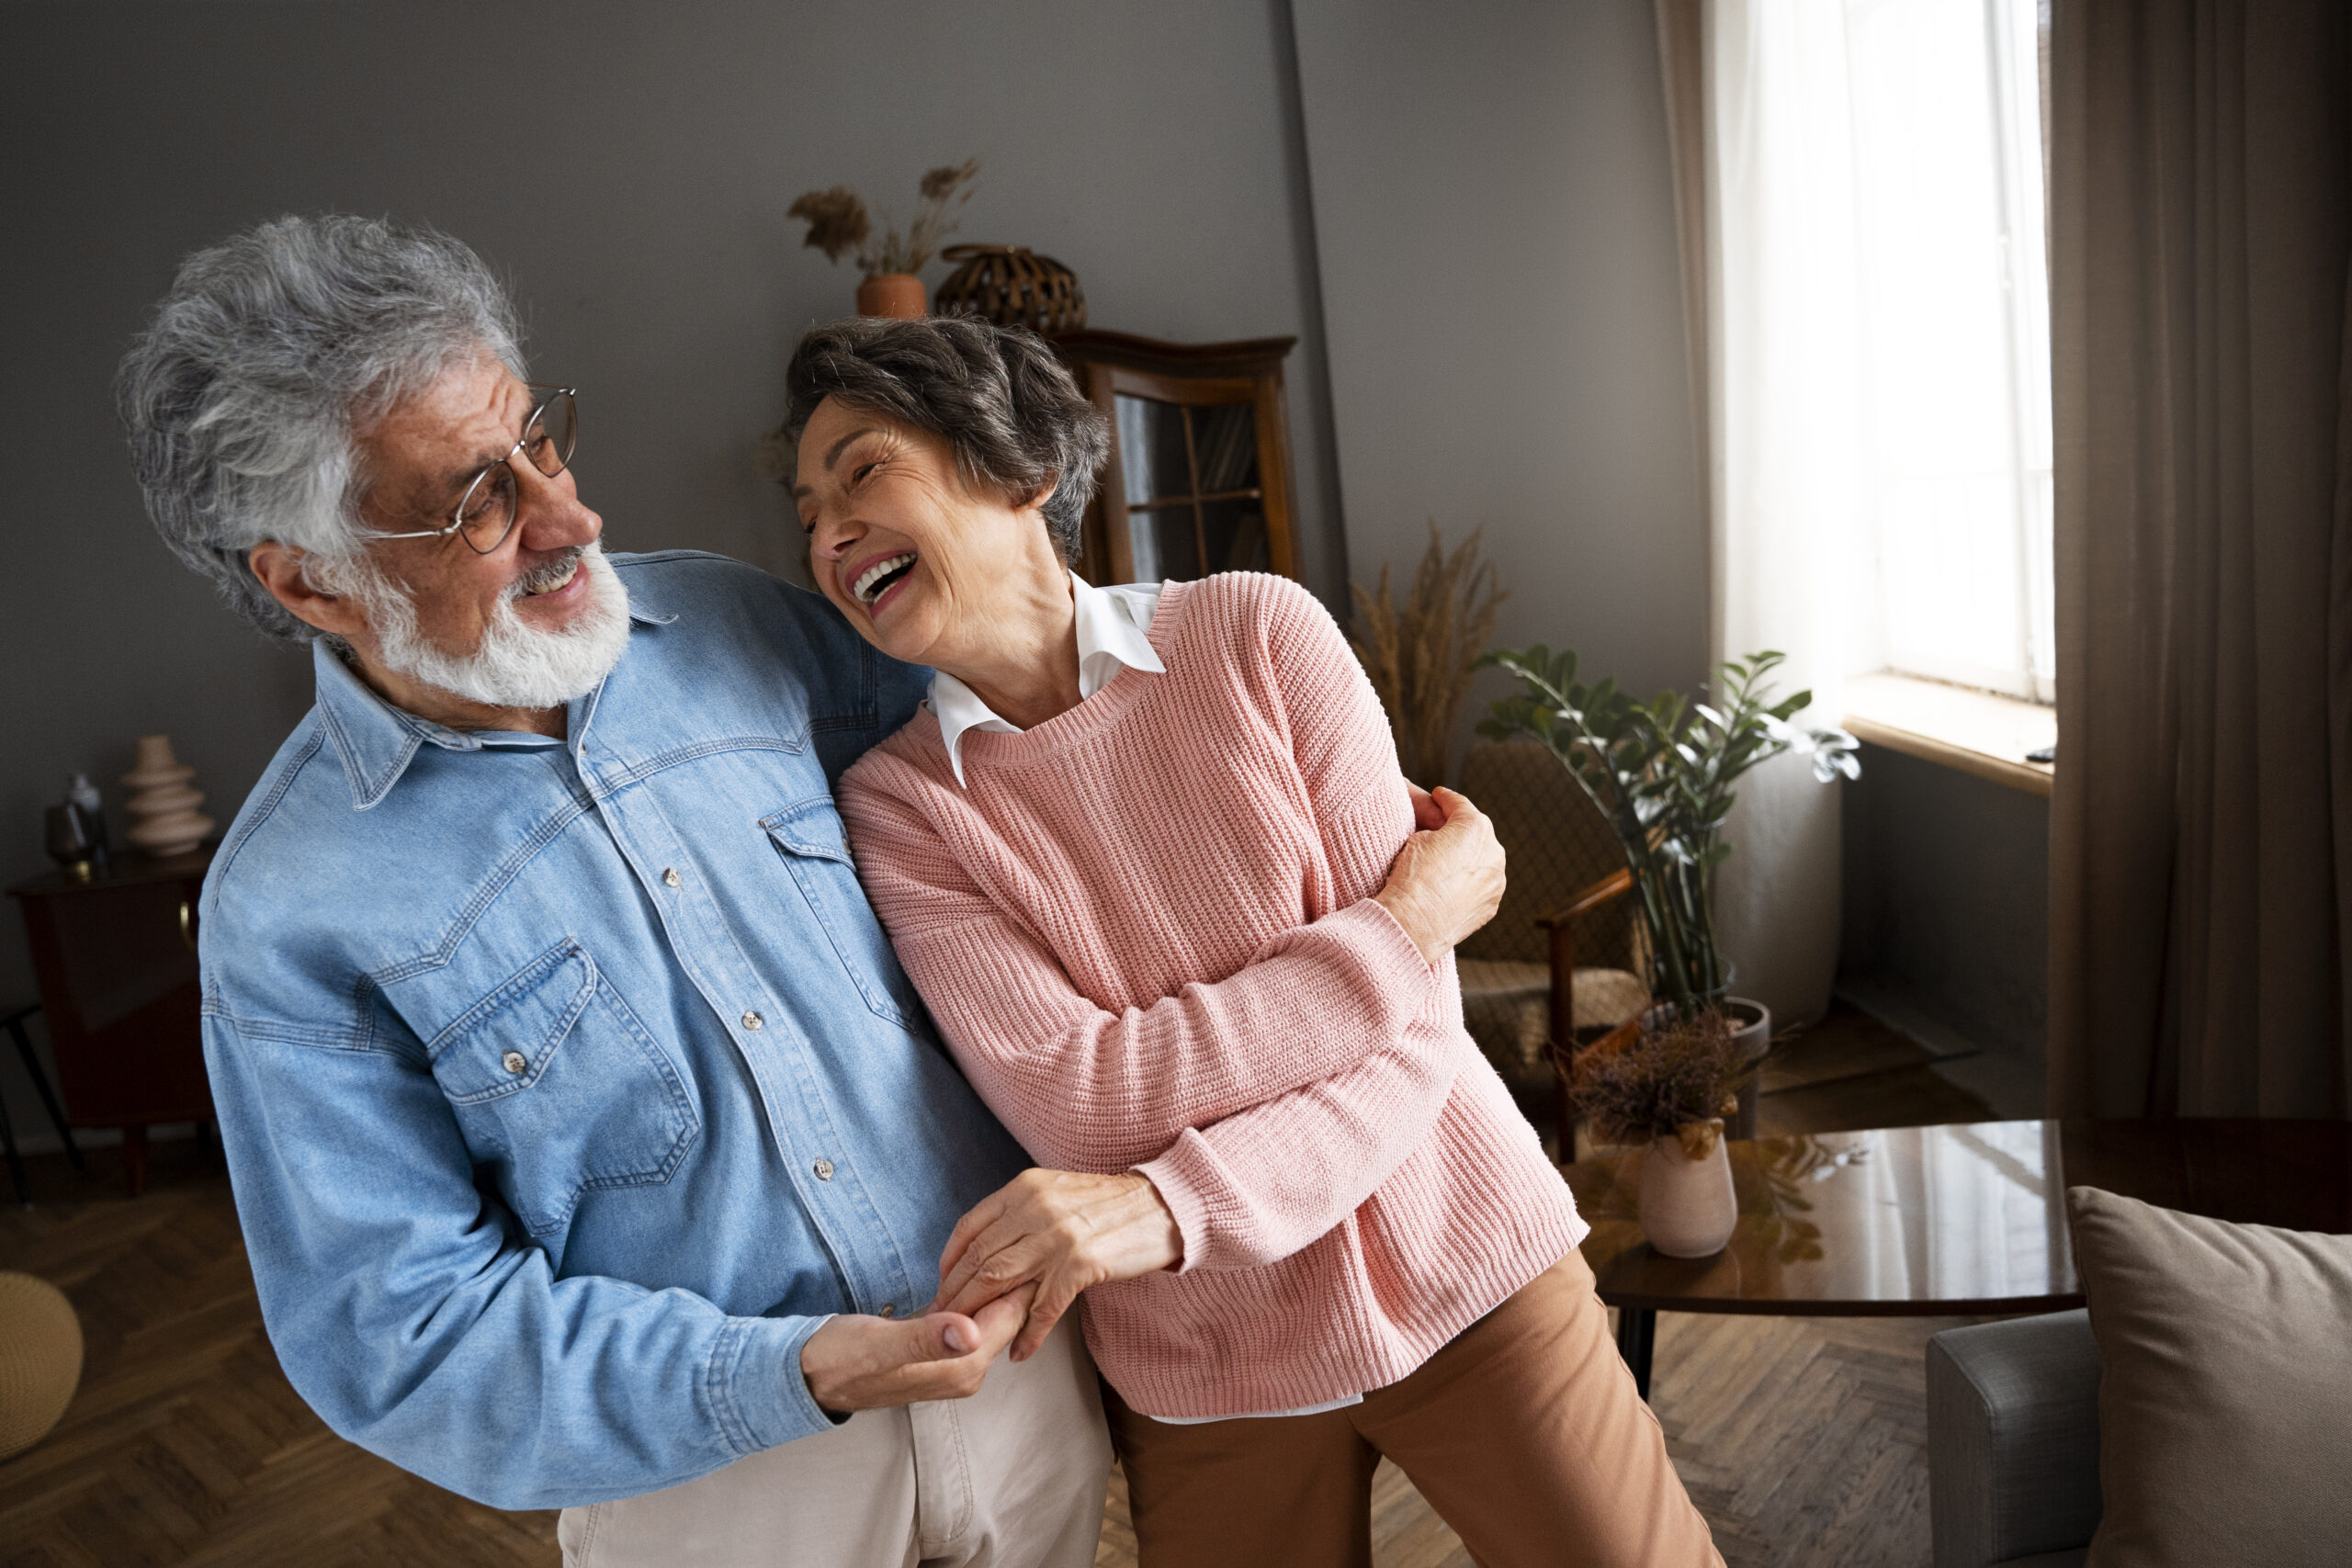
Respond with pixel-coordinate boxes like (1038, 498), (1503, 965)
(1131, 578), (1466, 1270)
(837, 782), (1439, 1176)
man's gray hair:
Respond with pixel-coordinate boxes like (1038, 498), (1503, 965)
(782, 316), (1110, 562)
(118, 214), (524, 641)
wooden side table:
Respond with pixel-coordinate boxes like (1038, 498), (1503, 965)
(8, 849), (214, 1194)
(1562, 1117), (2352, 1398)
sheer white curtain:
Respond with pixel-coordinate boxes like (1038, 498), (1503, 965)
(1690, 0), (1870, 1027)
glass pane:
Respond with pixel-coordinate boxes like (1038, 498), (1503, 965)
(1200, 500), (1270, 575)
(1847, 0), (2049, 696)
(1114, 394), (1192, 507)
(1129, 506), (1200, 583)
(1188, 402), (1260, 494)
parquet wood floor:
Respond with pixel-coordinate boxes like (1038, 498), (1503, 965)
(4, 1007), (1987, 1566)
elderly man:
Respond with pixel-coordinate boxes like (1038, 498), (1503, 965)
(116, 214), (1112, 1566)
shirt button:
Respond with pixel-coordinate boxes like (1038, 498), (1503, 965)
(877, 1303), (896, 1318)
(741, 1010), (763, 1031)
(502, 1051), (527, 1075)
(662, 867), (682, 888)
(813, 1158), (835, 1181)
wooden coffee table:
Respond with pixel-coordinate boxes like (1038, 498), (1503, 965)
(1562, 1117), (2352, 1398)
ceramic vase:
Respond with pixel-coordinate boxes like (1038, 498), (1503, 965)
(855, 272), (927, 320)
(121, 734), (214, 858)
(1637, 1118), (1737, 1258)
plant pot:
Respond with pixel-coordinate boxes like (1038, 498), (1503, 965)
(1638, 1118), (1737, 1258)
(856, 272), (927, 320)
(1724, 997), (1770, 1140)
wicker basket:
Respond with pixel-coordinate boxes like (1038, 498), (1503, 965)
(933, 245), (1087, 334)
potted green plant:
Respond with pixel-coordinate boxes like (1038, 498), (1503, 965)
(1474, 646), (1859, 1066)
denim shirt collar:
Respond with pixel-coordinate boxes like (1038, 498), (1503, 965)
(312, 603), (676, 812)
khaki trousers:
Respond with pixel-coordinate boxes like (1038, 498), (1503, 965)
(1107, 1249), (1723, 1568)
(560, 1317), (1112, 1568)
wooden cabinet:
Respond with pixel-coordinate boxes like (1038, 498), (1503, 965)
(9, 850), (212, 1193)
(1051, 330), (1301, 589)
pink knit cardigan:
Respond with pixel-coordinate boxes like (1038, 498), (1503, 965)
(837, 573), (1586, 1418)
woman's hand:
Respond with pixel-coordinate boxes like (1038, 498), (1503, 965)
(931, 1169), (1184, 1362)
(1374, 785), (1506, 964)
(799, 1282), (1036, 1414)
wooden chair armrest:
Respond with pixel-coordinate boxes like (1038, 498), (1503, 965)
(1534, 867), (1634, 929)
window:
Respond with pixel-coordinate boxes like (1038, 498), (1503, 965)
(1845, 0), (2053, 703)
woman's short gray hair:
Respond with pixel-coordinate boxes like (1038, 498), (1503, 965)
(782, 316), (1110, 562)
(117, 214), (524, 641)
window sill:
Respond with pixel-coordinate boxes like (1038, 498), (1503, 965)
(1841, 672), (2055, 797)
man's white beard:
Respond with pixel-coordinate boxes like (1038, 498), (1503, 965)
(363, 544), (632, 710)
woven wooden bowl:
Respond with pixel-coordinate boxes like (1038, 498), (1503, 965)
(933, 245), (1087, 335)
(0, 1271), (83, 1461)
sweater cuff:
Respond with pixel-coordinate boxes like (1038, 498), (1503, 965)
(707, 1313), (845, 1457)
(1322, 896), (1438, 1008)
(1134, 1137), (1217, 1276)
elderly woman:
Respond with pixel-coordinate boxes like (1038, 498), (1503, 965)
(793, 317), (1721, 1568)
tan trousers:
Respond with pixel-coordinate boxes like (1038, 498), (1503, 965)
(1107, 1249), (1723, 1568)
(559, 1317), (1112, 1568)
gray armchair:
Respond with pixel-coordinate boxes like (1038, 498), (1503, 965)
(1926, 1312), (2104, 1568)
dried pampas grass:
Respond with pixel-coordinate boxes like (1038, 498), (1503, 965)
(1566, 1008), (1759, 1147)
(1349, 524), (1505, 787)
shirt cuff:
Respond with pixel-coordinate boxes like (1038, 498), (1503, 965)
(707, 1313), (845, 1456)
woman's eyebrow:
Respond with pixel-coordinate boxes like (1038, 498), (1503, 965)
(791, 426), (882, 501)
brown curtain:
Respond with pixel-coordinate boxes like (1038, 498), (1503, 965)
(1656, 0), (1708, 567)
(2049, 0), (2352, 1117)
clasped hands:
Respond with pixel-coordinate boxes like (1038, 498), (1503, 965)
(797, 1169), (1182, 1414)
(797, 784), (1503, 1415)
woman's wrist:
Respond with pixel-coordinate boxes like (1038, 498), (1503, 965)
(1119, 1171), (1186, 1275)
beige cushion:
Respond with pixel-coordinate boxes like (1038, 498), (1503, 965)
(1455, 960), (1647, 1084)
(0, 1271), (82, 1461)
(2066, 1186), (2352, 1568)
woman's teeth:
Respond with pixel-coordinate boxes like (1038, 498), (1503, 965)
(852, 553), (917, 604)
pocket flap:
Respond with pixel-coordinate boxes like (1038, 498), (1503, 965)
(762, 797), (854, 865)
(427, 939), (597, 1102)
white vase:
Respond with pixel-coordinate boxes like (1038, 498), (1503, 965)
(1637, 1119), (1737, 1258)
(120, 734), (214, 858)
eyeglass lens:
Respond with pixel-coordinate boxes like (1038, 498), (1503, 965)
(455, 389), (579, 553)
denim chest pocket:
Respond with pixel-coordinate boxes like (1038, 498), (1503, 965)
(763, 797), (921, 1030)
(425, 938), (698, 1237)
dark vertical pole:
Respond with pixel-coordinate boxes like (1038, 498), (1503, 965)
(1616, 1306), (1656, 1400)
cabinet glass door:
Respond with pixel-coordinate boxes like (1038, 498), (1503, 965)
(1112, 393), (1267, 582)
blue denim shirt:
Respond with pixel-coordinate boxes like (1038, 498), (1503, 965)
(198, 551), (1029, 1511)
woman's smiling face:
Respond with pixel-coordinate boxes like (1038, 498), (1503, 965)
(796, 396), (1060, 669)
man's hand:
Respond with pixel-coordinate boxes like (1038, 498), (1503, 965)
(1374, 785), (1506, 964)
(931, 1170), (1183, 1363)
(798, 1283), (1036, 1414)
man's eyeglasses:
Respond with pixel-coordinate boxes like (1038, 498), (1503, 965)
(369, 386), (578, 554)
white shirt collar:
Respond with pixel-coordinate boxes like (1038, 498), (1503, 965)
(929, 574), (1166, 786)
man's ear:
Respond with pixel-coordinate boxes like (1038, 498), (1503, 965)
(248, 542), (370, 640)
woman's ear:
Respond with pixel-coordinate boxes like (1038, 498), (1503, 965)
(1016, 474), (1060, 515)
(249, 542), (371, 640)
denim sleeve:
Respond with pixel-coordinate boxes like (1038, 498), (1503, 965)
(203, 1010), (841, 1510)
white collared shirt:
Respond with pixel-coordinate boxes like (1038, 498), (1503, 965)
(928, 574), (1167, 786)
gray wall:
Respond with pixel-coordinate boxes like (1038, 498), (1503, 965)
(1839, 744), (2051, 1060)
(0, 0), (1350, 1136)
(1290, 0), (1709, 728)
